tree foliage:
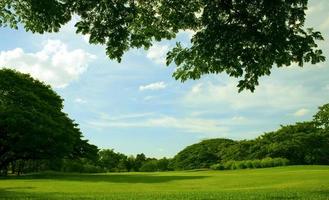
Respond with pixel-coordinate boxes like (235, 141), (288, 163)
(172, 104), (329, 170)
(0, 0), (325, 91)
(98, 149), (127, 172)
(314, 103), (329, 130)
(0, 69), (97, 174)
(171, 139), (236, 170)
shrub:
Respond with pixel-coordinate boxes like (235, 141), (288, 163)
(223, 161), (235, 170)
(245, 160), (254, 168)
(213, 157), (290, 171)
(261, 157), (275, 168)
(210, 164), (225, 170)
(251, 160), (262, 168)
(272, 158), (289, 167)
(236, 161), (247, 169)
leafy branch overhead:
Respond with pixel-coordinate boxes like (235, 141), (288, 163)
(0, 0), (325, 91)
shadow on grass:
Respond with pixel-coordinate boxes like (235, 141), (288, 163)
(1, 172), (208, 184)
(0, 187), (44, 200)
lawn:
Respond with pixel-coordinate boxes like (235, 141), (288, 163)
(0, 166), (328, 200)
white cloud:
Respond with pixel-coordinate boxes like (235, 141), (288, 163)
(293, 108), (309, 117)
(82, 34), (91, 43)
(191, 83), (203, 93)
(88, 114), (229, 136)
(139, 81), (167, 91)
(75, 98), (87, 104)
(183, 79), (321, 111)
(146, 44), (169, 64)
(0, 39), (95, 88)
(98, 112), (154, 121)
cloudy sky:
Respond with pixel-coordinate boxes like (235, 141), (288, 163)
(1, 0), (329, 158)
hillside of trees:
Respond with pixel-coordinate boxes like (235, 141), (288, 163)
(172, 121), (329, 170)
(0, 69), (328, 175)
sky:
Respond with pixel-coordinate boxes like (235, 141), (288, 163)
(1, 0), (329, 158)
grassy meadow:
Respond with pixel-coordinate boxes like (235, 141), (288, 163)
(0, 166), (328, 200)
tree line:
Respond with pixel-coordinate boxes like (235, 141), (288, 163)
(171, 105), (329, 170)
(0, 69), (328, 175)
(8, 150), (172, 174)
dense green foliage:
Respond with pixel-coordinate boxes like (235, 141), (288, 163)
(52, 150), (172, 173)
(211, 157), (289, 170)
(0, 69), (98, 175)
(172, 106), (329, 170)
(0, 166), (329, 200)
(95, 151), (171, 172)
(171, 138), (235, 170)
(0, 0), (325, 91)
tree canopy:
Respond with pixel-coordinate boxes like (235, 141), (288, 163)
(0, 69), (97, 174)
(171, 138), (236, 170)
(171, 104), (329, 170)
(0, 0), (325, 91)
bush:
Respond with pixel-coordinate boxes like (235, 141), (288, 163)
(236, 161), (247, 169)
(213, 157), (290, 171)
(272, 157), (289, 167)
(251, 160), (261, 168)
(210, 164), (224, 170)
(62, 159), (104, 173)
(223, 161), (235, 170)
(245, 160), (254, 169)
(261, 157), (275, 168)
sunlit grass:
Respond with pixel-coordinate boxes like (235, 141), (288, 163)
(0, 166), (328, 199)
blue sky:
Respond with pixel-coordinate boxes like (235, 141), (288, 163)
(1, 0), (329, 158)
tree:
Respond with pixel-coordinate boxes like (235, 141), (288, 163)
(252, 122), (321, 164)
(0, 0), (325, 91)
(0, 69), (94, 175)
(172, 138), (236, 170)
(98, 149), (122, 172)
(140, 160), (158, 172)
(157, 157), (171, 171)
(134, 153), (146, 171)
(314, 103), (329, 130)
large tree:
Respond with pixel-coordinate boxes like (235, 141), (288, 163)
(0, 69), (96, 174)
(0, 0), (325, 91)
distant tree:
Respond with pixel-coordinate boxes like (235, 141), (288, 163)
(171, 104), (329, 170)
(157, 158), (171, 171)
(172, 139), (236, 170)
(140, 160), (158, 172)
(221, 140), (256, 162)
(125, 156), (136, 172)
(0, 0), (325, 91)
(98, 149), (127, 172)
(252, 122), (320, 164)
(117, 158), (128, 172)
(134, 153), (147, 172)
(314, 103), (329, 130)
(0, 69), (94, 175)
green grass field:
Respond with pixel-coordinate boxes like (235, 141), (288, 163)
(0, 166), (328, 200)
